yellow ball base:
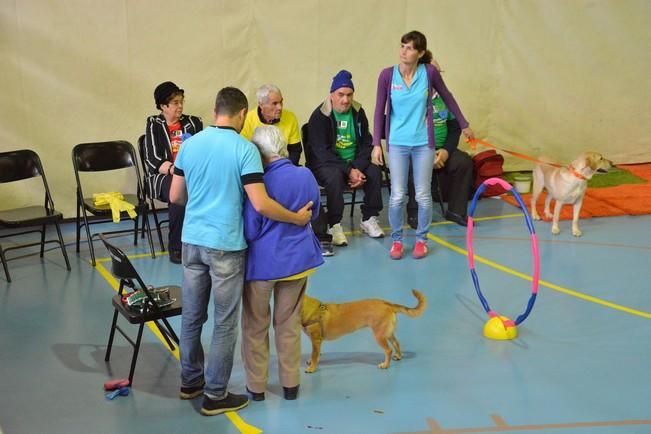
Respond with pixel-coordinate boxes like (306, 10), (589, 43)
(483, 316), (518, 340)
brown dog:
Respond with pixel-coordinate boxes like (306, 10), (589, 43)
(531, 152), (613, 236)
(301, 289), (426, 372)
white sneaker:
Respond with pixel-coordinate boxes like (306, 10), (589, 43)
(360, 216), (385, 238)
(328, 223), (348, 246)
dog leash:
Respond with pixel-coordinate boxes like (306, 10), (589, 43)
(466, 138), (563, 168)
(567, 164), (588, 180)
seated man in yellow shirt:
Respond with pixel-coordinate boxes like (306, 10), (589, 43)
(240, 84), (302, 166)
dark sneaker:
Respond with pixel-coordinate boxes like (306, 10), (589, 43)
(169, 248), (182, 264)
(320, 241), (334, 257)
(246, 386), (265, 402)
(200, 392), (249, 416)
(179, 382), (204, 400)
(283, 385), (299, 400)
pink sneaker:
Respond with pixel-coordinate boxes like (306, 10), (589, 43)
(412, 240), (428, 259)
(389, 241), (404, 260)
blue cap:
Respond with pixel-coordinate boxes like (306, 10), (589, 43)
(330, 70), (354, 93)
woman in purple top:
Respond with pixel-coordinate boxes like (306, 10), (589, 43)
(372, 30), (474, 260)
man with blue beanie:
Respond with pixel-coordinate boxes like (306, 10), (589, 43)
(306, 70), (384, 254)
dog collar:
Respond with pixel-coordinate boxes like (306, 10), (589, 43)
(568, 165), (587, 181)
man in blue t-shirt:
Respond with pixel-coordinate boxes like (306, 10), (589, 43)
(170, 87), (313, 416)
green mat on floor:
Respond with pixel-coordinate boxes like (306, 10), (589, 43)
(503, 167), (647, 189)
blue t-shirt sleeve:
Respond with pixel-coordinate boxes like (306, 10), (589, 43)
(240, 141), (263, 176)
(243, 199), (262, 241)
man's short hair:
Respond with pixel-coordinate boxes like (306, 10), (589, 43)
(214, 87), (248, 116)
(256, 84), (281, 104)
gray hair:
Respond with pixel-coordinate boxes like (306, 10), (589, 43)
(256, 84), (281, 103)
(251, 125), (288, 159)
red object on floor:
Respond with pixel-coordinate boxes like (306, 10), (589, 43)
(104, 378), (130, 391)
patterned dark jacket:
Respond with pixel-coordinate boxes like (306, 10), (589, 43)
(142, 113), (202, 198)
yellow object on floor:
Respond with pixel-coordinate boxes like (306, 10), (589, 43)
(483, 316), (518, 340)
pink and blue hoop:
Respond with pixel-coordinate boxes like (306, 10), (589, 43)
(466, 177), (540, 326)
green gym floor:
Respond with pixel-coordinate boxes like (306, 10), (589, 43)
(1, 197), (650, 434)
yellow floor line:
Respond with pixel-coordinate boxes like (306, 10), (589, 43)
(95, 255), (262, 433)
(348, 213), (523, 236)
(225, 413), (263, 434)
(428, 233), (651, 319)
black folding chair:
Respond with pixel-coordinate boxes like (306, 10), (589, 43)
(0, 149), (71, 282)
(137, 135), (167, 251)
(71, 141), (155, 266)
(100, 234), (181, 386)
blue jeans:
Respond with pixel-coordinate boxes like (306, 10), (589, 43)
(388, 144), (435, 241)
(180, 243), (245, 399)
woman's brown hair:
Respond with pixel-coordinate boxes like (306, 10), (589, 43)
(401, 30), (433, 64)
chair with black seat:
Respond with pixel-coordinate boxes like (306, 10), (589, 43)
(137, 134), (167, 251)
(99, 234), (181, 386)
(0, 149), (71, 282)
(72, 140), (155, 266)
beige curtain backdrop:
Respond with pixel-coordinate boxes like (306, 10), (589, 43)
(1, 0), (650, 217)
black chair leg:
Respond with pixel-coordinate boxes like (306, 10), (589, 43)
(153, 319), (176, 351)
(81, 208), (96, 266)
(75, 200), (81, 253)
(142, 206), (156, 259)
(40, 225), (46, 257)
(140, 208), (146, 240)
(128, 323), (146, 386)
(133, 216), (139, 246)
(0, 244), (10, 283)
(433, 170), (446, 216)
(150, 202), (165, 251)
(349, 190), (357, 218)
(160, 317), (179, 342)
(54, 222), (71, 271)
(105, 309), (120, 361)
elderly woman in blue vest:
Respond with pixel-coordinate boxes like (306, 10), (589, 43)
(241, 126), (323, 402)
(372, 31), (474, 260)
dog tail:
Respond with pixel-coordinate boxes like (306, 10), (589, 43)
(392, 289), (427, 318)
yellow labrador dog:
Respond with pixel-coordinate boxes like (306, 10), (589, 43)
(301, 290), (426, 372)
(531, 152), (613, 236)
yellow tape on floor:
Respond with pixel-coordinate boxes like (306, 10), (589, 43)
(428, 232), (651, 319)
